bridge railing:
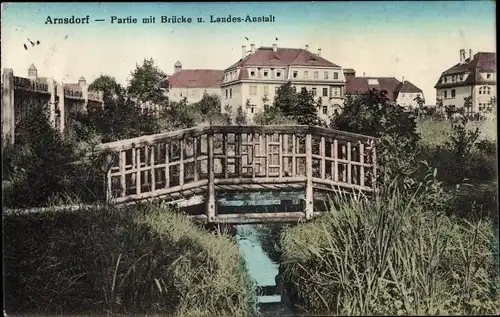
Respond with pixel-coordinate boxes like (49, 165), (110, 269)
(94, 125), (378, 221)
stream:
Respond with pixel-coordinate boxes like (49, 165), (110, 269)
(235, 224), (295, 316)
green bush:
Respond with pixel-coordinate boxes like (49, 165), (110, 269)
(2, 104), (105, 208)
(4, 204), (257, 316)
(278, 177), (500, 315)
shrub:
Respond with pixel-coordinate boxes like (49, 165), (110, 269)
(3, 203), (257, 316)
(278, 173), (500, 316)
(2, 103), (104, 208)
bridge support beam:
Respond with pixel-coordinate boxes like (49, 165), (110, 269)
(305, 133), (314, 220)
(207, 132), (216, 222)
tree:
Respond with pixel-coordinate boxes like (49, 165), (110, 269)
(413, 94), (425, 118)
(463, 96), (473, 116)
(331, 88), (419, 143)
(192, 92), (222, 125)
(236, 103), (248, 125)
(164, 97), (196, 130)
(88, 75), (125, 108)
(273, 81), (320, 126)
(127, 58), (169, 107)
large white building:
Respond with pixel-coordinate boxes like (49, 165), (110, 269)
(165, 61), (224, 104)
(434, 49), (496, 114)
(220, 44), (346, 122)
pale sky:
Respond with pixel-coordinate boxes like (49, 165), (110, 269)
(1, 1), (496, 104)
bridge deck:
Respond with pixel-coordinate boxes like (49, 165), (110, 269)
(94, 125), (378, 223)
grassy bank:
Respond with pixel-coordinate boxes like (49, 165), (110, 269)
(278, 187), (500, 315)
(4, 204), (258, 316)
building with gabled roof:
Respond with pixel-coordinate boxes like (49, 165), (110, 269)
(434, 49), (496, 114)
(344, 69), (424, 110)
(165, 61), (224, 104)
(220, 43), (345, 122)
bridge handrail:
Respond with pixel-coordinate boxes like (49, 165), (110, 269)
(94, 125), (378, 152)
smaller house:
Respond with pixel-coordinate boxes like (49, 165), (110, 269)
(165, 61), (224, 104)
(344, 69), (424, 110)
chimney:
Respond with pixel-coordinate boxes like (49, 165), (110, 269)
(250, 43), (256, 54)
(363, 72), (366, 77)
(305, 44), (309, 51)
(317, 48), (322, 56)
(469, 49), (472, 60)
(272, 43), (277, 52)
(460, 49), (466, 64)
(242, 45), (246, 59)
(402, 76), (405, 83)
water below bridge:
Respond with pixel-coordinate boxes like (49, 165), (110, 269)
(235, 224), (295, 316)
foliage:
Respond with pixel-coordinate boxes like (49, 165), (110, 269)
(331, 89), (419, 145)
(191, 92), (223, 125)
(445, 115), (481, 163)
(4, 203), (257, 316)
(88, 74), (126, 108)
(2, 103), (105, 207)
(235, 105), (248, 125)
(278, 171), (499, 316)
(273, 81), (322, 126)
(127, 58), (169, 106)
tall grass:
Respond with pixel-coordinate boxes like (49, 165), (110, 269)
(278, 183), (500, 315)
(4, 203), (257, 316)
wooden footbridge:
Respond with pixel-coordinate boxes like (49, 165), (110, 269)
(94, 125), (378, 224)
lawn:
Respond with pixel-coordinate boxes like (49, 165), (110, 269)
(417, 118), (497, 147)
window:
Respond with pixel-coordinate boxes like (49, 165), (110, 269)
(250, 85), (257, 95)
(322, 106), (328, 114)
(451, 89), (455, 98)
(225, 73), (228, 81)
(275, 87), (279, 93)
(487, 73), (491, 79)
(444, 90), (448, 99)
(322, 88), (328, 97)
(312, 88), (317, 96)
(250, 69), (255, 77)
(402, 93), (405, 98)
(264, 70), (269, 77)
(313, 71), (319, 79)
(276, 71), (281, 78)
(250, 106), (255, 114)
(230, 88), (233, 98)
(225, 89), (228, 99)
(459, 74), (463, 81)
(334, 72), (338, 79)
(443, 77), (447, 83)
(332, 87), (339, 97)
(480, 86), (491, 95)
(301, 87), (307, 93)
(263, 86), (269, 96)
(324, 71), (329, 79)
(304, 71), (309, 79)
(293, 71), (298, 78)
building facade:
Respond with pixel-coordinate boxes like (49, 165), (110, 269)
(434, 49), (496, 115)
(220, 44), (345, 122)
(165, 61), (223, 104)
(345, 69), (425, 110)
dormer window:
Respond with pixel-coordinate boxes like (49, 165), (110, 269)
(293, 71), (298, 78)
(276, 71), (281, 77)
(250, 69), (255, 77)
(304, 71), (309, 79)
(487, 73), (491, 79)
(443, 77), (447, 83)
(264, 70), (269, 77)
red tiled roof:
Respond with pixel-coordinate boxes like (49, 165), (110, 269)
(166, 69), (224, 88)
(435, 52), (496, 88)
(227, 47), (340, 70)
(395, 80), (423, 93)
(346, 77), (403, 102)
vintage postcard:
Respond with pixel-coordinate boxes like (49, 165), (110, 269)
(2, 1), (498, 316)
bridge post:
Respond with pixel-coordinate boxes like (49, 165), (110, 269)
(2, 69), (15, 146)
(305, 132), (314, 220)
(207, 132), (216, 222)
